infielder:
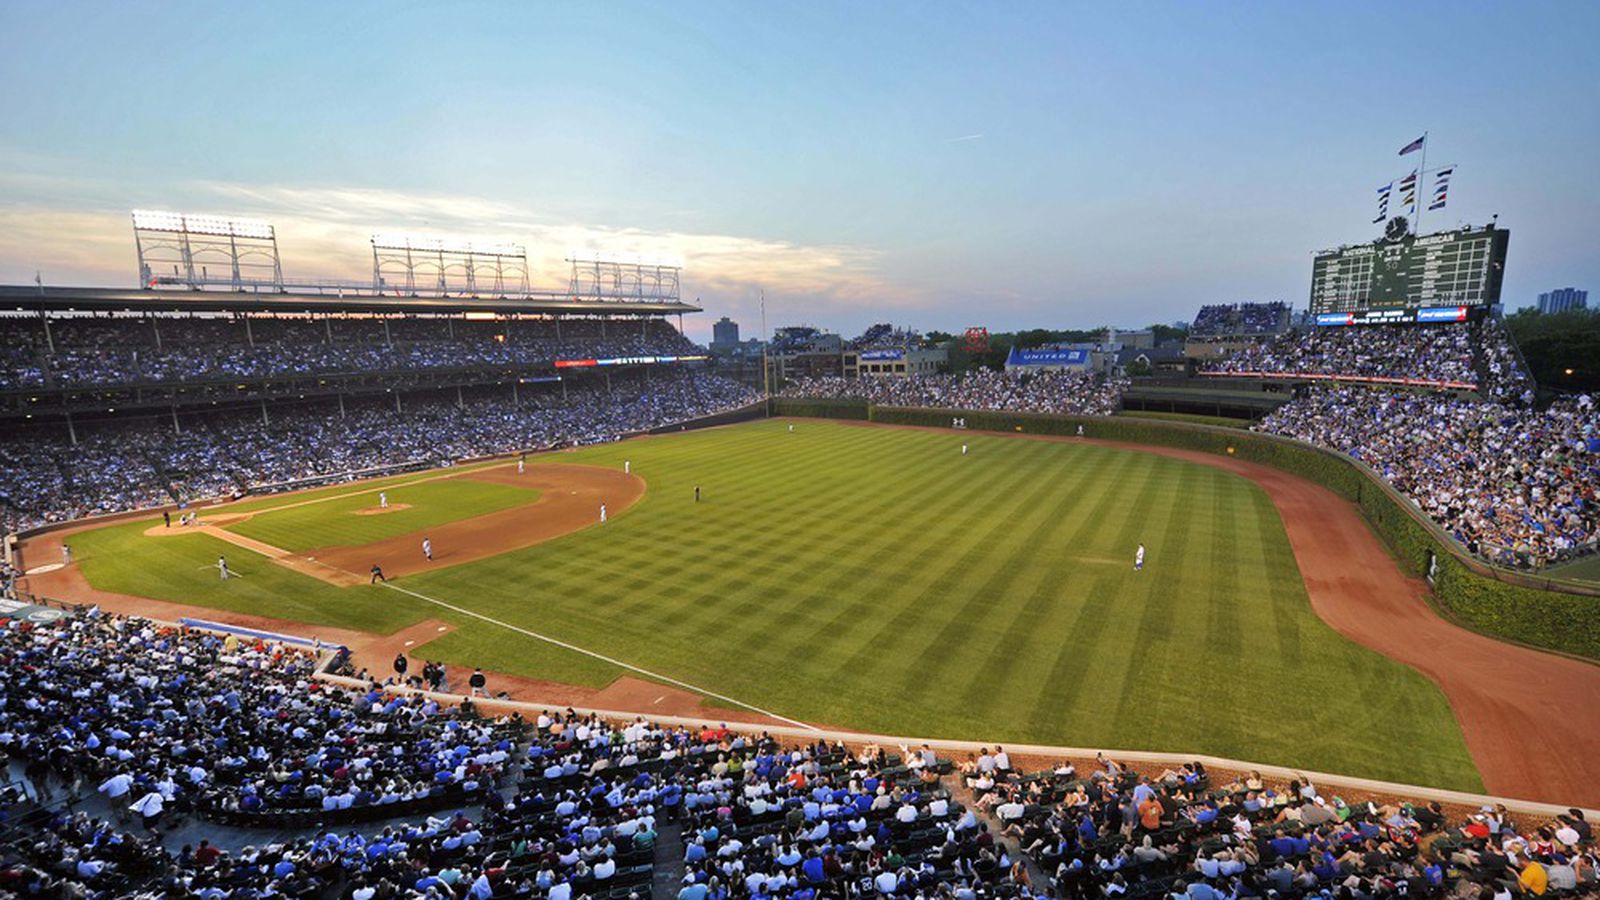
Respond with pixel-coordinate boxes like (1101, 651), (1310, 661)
(518, 454), (526, 473)
(61, 544), (72, 565)
(422, 537), (433, 561)
(599, 503), (608, 524)
(379, 491), (388, 509)
(1134, 543), (1146, 571)
(218, 555), (230, 580)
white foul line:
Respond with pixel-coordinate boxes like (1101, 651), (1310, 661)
(379, 581), (819, 731)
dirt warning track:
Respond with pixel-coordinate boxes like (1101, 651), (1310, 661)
(840, 420), (1600, 807)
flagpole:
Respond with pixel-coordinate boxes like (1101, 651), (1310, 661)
(1414, 131), (1428, 233)
(760, 290), (770, 409)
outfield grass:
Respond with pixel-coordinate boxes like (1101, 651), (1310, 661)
(224, 478), (540, 552)
(71, 419), (1481, 790)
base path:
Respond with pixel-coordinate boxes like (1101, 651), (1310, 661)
(840, 420), (1600, 807)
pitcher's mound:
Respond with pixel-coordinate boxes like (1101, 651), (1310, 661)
(354, 503), (412, 516)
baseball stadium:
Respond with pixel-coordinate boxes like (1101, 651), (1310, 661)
(3, 6), (1600, 900)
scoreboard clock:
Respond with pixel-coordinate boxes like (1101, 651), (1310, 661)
(1309, 222), (1508, 315)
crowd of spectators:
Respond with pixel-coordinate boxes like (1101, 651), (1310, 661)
(4, 608), (1597, 898)
(975, 752), (1597, 900)
(0, 609), (611, 897)
(779, 370), (1126, 417)
(1201, 323), (1481, 388)
(1256, 388), (1598, 567)
(0, 607), (1045, 899)
(0, 370), (759, 532)
(0, 315), (700, 389)
(1188, 303), (1290, 338)
(850, 325), (924, 352)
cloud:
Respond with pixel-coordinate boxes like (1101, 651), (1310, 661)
(0, 176), (922, 337)
(943, 133), (984, 143)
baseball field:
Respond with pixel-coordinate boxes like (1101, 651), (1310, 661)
(51, 418), (1482, 791)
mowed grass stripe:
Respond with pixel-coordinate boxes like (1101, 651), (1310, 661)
(865, 439), (1102, 700)
(78, 419), (1483, 791)
(824, 440), (1077, 683)
(770, 437), (1030, 654)
(951, 443), (1125, 712)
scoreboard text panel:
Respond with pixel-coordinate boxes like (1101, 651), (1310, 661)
(1309, 226), (1508, 314)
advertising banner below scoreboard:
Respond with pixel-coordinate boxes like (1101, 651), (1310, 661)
(1314, 306), (1473, 327)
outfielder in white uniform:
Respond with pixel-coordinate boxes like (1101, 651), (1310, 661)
(1134, 544), (1146, 571)
(961, 444), (968, 456)
(218, 555), (230, 580)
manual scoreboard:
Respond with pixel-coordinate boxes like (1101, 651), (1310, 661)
(1309, 221), (1508, 315)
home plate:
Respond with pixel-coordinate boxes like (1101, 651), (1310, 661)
(25, 563), (64, 575)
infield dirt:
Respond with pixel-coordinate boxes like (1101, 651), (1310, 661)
(136, 462), (643, 585)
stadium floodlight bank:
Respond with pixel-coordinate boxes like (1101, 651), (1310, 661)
(132, 209), (285, 292)
(567, 257), (681, 304)
(124, 208), (695, 306)
(371, 234), (532, 297)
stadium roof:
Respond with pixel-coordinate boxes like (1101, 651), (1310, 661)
(0, 284), (701, 317)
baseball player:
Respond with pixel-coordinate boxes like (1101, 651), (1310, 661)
(422, 537), (432, 561)
(599, 503), (607, 524)
(624, 460), (631, 474)
(1077, 425), (1085, 437)
(1134, 543), (1146, 571)
(61, 544), (72, 565)
(517, 454), (526, 473)
(961, 443), (968, 456)
(788, 424), (794, 433)
(218, 555), (230, 580)
(379, 491), (388, 509)
(694, 485), (701, 503)
(370, 564), (386, 584)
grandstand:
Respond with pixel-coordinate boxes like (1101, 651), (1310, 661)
(1187, 302), (1291, 338)
(0, 216), (766, 533)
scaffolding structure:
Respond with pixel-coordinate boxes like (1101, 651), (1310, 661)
(568, 258), (681, 304)
(371, 235), (531, 297)
(132, 210), (285, 291)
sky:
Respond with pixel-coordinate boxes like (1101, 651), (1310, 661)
(1, 1), (1597, 341)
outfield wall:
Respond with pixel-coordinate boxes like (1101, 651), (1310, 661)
(769, 399), (1600, 661)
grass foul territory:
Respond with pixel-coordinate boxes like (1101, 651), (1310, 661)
(71, 420), (1481, 791)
